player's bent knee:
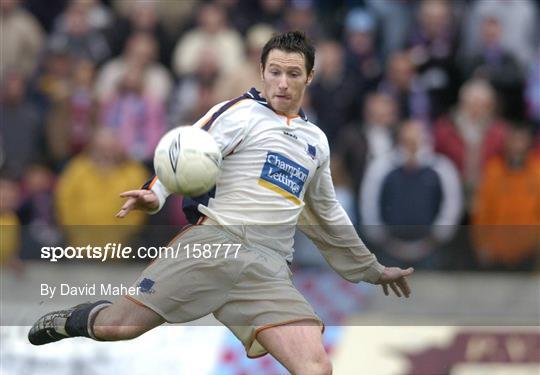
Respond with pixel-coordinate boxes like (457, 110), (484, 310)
(320, 357), (333, 375)
(291, 352), (332, 375)
(302, 355), (332, 375)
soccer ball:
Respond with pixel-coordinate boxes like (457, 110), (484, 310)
(153, 126), (222, 196)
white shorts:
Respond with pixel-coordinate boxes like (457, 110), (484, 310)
(128, 219), (322, 358)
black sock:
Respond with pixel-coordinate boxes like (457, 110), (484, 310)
(65, 300), (111, 338)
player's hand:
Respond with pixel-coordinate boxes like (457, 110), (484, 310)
(116, 189), (159, 218)
(375, 267), (414, 298)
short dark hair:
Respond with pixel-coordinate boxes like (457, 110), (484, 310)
(261, 31), (315, 74)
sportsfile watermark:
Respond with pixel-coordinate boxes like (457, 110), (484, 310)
(1, 224), (538, 326)
(40, 242), (243, 262)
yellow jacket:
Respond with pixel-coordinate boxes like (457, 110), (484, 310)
(0, 213), (20, 264)
(56, 155), (148, 248)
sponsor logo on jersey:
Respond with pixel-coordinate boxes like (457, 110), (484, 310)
(283, 130), (298, 140)
(259, 152), (308, 204)
(307, 144), (317, 159)
(137, 278), (156, 294)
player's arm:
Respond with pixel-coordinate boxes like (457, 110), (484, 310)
(299, 155), (413, 297)
(117, 97), (249, 218)
(116, 176), (170, 218)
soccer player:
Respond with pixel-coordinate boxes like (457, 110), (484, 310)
(29, 31), (413, 375)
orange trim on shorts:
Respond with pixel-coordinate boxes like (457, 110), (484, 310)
(246, 317), (324, 359)
(124, 295), (168, 322)
(124, 295), (147, 308)
(247, 351), (269, 359)
(165, 224), (195, 246)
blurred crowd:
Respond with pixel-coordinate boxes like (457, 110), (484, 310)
(1, 0), (539, 272)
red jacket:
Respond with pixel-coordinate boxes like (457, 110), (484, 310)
(433, 115), (508, 175)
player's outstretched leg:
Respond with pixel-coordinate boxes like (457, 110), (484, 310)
(91, 296), (165, 340)
(28, 300), (112, 345)
(28, 297), (165, 345)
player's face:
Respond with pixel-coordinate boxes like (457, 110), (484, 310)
(261, 49), (314, 116)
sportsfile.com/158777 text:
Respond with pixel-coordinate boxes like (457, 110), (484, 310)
(40, 243), (243, 262)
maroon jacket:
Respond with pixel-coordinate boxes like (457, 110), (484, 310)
(433, 115), (508, 175)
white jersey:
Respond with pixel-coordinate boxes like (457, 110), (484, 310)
(150, 88), (383, 283)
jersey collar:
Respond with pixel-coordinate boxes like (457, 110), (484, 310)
(246, 87), (308, 121)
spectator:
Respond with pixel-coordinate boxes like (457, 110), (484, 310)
(461, 0), (538, 69)
(471, 126), (540, 270)
(309, 40), (363, 144)
(105, 0), (174, 69)
(33, 43), (73, 109)
(365, 0), (415, 59)
(17, 165), (62, 259)
(461, 16), (524, 120)
(343, 8), (383, 93)
(0, 0), (44, 78)
(112, 0), (198, 39)
(279, 0), (319, 42)
(226, 0), (287, 34)
(55, 128), (148, 248)
(434, 79), (508, 206)
(23, 0), (68, 33)
(168, 48), (221, 126)
(0, 178), (22, 267)
(214, 24), (275, 102)
(46, 58), (98, 168)
(525, 49), (540, 128)
(214, 0), (288, 35)
(360, 120), (462, 269)
(54, 0), (113, 32)
(255, 0), (287, 28)
(47, 1), (111, 64)
(337, 93), (399, 198)
(378, 51), (431, 124)
(406, 0), (460, 119)
(100, 65), (167, 165)
(95, 32), (172, 103)
(0, 70), (43, 179)
(171, 2), (244, 77)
